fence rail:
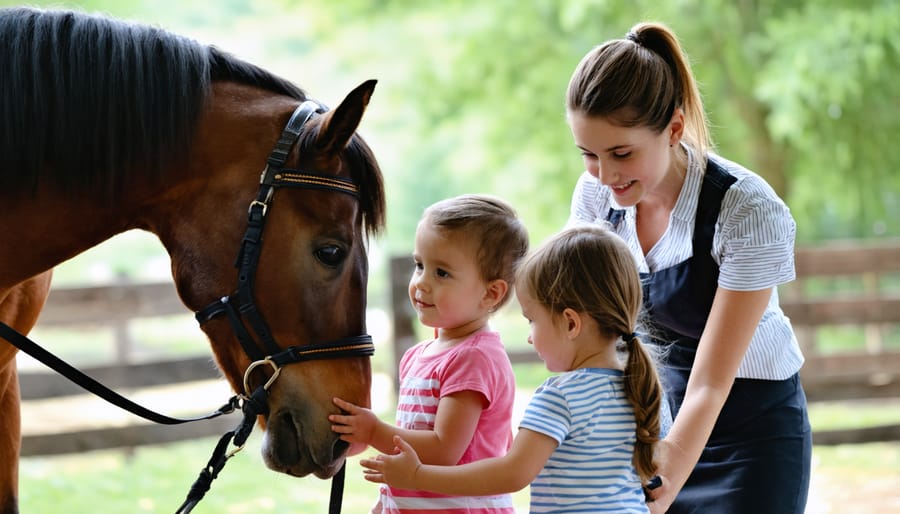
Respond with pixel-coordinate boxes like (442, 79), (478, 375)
(391, 239), (900, 445)
(19, 353), (234, 456)
(17, 280), (233, 456)
(14, 240), (900, 456)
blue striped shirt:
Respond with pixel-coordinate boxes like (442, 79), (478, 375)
(567, 147), (804, 379)
(519, 368), (649, 514)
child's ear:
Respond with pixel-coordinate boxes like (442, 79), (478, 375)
(561, 308), (582, 339)
(483, 279), (509, 311)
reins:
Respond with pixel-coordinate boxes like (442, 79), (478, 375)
(1, 100), (376, 514)
(174, 338), (374, 514)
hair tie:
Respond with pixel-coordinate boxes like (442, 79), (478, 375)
(622, 332), (637, 341)
(625, 30), (641, 45)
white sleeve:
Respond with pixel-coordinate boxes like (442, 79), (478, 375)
(715, 175), (797, 291)
(567, 171), (605, 228)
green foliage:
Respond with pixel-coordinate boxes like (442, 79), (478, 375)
(284, 0), (900, 246)
(7, 0), (898, 251)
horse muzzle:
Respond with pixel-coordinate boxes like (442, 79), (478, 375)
(260, 406), (348, 478)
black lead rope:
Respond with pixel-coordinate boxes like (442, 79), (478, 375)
(2, 318), (373, 514)
(175, 338), (374, 514)
(175, 385), (270, 514)
(0, 321), (240, 425)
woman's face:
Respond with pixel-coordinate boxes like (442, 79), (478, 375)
(568, 112), (679, 207)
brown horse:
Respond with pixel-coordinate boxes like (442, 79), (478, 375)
(0, 7), (385, 513)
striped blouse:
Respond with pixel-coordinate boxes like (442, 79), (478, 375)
(567, 147), (804, 379)
(519, 368), (649, 514)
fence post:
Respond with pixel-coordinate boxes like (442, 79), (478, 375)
(390, 256), (417, 390)
(786, 250), (816, 356)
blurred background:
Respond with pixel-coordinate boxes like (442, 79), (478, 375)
(4, 0), (899, 512)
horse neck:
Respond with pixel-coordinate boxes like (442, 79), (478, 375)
(0, 188), (137, 289)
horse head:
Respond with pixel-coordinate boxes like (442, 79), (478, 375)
(157, 79), (385, 479)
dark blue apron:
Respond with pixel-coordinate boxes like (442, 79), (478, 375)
(607, 159), (811, 514)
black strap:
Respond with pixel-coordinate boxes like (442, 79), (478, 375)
(0, 321), (238, 425)
(692, 156), (738, 255)
(265, 100), (322, 169)
(175, 385), (270, 514)
(269, 335), (375, 367)
(329, 463), (346, 514)
(1, 316), (365, 514)
(174, 383), (348, 514)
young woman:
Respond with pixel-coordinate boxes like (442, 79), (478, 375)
(360, 226), (664, 514)
(564, 21), (811, 514)
(330, 194), (529, 513)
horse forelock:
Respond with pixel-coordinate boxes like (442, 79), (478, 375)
(346, 135), (387, 238)
(0, 7), (307, 201)
(297, 121), (386, 239)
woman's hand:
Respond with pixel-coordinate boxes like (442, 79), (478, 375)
(645, 474), (674, 514)
(645, 437), (690, 513)
(360, 435), (422, 490)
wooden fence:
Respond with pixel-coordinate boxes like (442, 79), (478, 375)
(391, 239), (900, 445)
(18, 281), (235, 457)
(14, 239), (900, 456)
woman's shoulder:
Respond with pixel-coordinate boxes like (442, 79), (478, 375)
(705, 153), (794, 229)
(705, 154), (797, 270)
(707, 153), (785, 203)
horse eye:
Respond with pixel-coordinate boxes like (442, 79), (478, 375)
(315, 245), (346, 267)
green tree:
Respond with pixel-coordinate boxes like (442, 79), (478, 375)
(290, 0), (900, 246)
(10, 0), (898, 248)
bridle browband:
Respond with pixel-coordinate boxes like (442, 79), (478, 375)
(0, 100), (375, 514)
(194, 99), (374, 364)
(176, 100), (376, 513)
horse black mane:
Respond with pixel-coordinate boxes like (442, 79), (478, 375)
(0, 7), (307, 197)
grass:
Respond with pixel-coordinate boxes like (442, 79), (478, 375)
(19, 431), (532, 513)
(18, 340), (898, 512)
(17, 385), (900, 513)
(20, 436), (388, 513)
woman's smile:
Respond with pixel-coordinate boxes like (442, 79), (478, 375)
(610, 180), (636, 194)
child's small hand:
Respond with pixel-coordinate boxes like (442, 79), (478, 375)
(329, 397), (378, 446)
(360, 435), (422, 490)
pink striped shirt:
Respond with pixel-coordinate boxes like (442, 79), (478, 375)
(377, 330), (516, 513)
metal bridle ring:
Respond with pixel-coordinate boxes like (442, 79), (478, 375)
(243, 357), (282, 395)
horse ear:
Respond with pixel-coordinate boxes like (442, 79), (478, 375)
(315, 79), (377, 154)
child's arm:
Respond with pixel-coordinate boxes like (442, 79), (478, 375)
(361, 429), (556, 496)
(331, 390), (486, 465)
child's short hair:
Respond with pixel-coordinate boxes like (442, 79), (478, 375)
(421, 194), (529, 309)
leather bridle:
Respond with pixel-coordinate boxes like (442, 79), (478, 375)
(177, 100), (376, 513)
(194, 99), (375, 367)
(0, 100), (375, 514)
